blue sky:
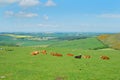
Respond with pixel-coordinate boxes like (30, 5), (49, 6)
(0, 0), (120, 32)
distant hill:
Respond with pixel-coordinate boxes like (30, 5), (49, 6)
(97, 33), (120, 50)
(0, 32), (104, 47)
(50, 37), (106, 49)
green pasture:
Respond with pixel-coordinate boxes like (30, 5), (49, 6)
(0, 46), (120, 80)
(50, 38), (106, 49)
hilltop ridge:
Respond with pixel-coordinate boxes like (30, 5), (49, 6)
(98, 33), (120, 50)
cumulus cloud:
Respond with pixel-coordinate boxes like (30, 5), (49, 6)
(0, 0), (18, 4)
(19, 0), (40, 7)
(5, 11), (38, 18)
(16, 11), (38, 17)
(45, 0), (56, 7)
(0, 0), (57, 7)
(98, 14), (120, 18)
(0, 0), (40, 7)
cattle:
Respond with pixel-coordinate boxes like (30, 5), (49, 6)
(67, 53), (74, 56)
(31, 51), (39, 55)
(74, 55), (82, 59)
(83, 55), (91, 59)
(41, 50), (47, 55)
(55, 53), (63, 57)
(50, 52), (63, 57)
(100, 56), (110, 60)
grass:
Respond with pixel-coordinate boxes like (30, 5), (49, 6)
(50, 37), (106, 49)
(98, 33), (120, 50)
(0, 46), (120, 80)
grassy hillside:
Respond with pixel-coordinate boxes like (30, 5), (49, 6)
(0, 46), (120, 80)
(50, 37), (106, 50)
(0, 33), (119, 80)
(98, 33), (120, 50)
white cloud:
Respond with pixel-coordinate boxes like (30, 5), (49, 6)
(0, 0), (57, 8)
(0, 0), (18, 4)
(37, 23), (58, 28)
(43, 15), (49, 20)
(19, 0), (40, 7)
(45, 0), (56, 7)
(98, 14), (120, 18)
(0, 0), (41, 7)
(16, 11), (38, 17)
(5, 11), (38, 18)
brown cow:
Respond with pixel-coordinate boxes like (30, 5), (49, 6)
(67, 53), (74, 56)
(83, 55), (91, 59)
(55, 53), (63, 57)
(41, 50), (47, 55)
(100, 56), (110, 60)
(31, 51), (39, 55)
(51, 52), (63, 57)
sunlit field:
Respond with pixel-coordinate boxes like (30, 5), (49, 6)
(0, 46), (120, 80)
(1, 0), (120, 80)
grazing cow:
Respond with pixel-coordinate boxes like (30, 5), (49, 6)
(74, 55), (82, 59)
(55, 53), (63, 57)
(31, 51), (39, 55)
(41, 50), (47, 55)
(83, 55), (91, 59)
(100, 56), (110, 60)
(50, 52), (63, 57)
(67, 53), (74, 56)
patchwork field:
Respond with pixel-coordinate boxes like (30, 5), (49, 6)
(0, 46), (120, 80)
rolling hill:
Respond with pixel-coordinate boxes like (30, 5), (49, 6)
(98, 33), (120, 50)
(49, 37), (106, 50)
